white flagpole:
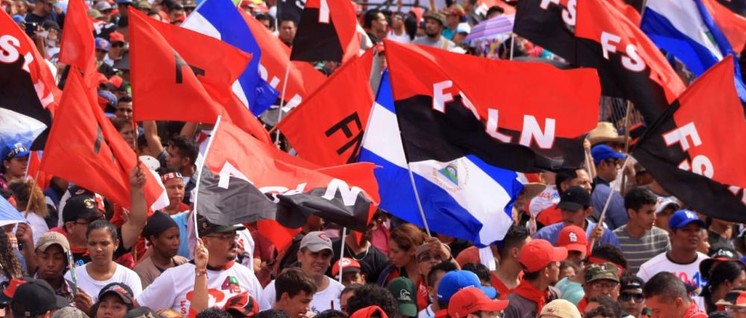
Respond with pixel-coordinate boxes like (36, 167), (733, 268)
(590, 155), (631, 248)
(274, 61), (293, 144)
(192, 115), (223, 239)
(338, 227), (347, 283)
(406, 163), (432, 237)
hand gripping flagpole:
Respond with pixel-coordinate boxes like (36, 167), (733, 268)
(589, 155), (631, 248)
(192, 115), (223, 240)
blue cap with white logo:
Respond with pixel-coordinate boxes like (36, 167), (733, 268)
(668, 209), (706, 231)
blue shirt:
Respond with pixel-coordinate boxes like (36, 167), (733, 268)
(533, 220), (620, 248)
(591, 177), (627, 230)
(172, 212), (191, 258)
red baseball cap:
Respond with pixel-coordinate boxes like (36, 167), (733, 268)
(518, 239), (568, 273)
(448, 287), (508, 318)
(224, 293), (259, 318)
(557, 225), (588, 254)
(109, 31), (125, 43)
(351, 306), (389, 318)
(332, 257), (362, 278)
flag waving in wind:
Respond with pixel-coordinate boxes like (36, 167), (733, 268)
(633, 56), (746, 222)
(359, 71), (522, 246)
(290, 0), (361, 63)
(59, 0), (97, 87)
(383, 40), (601, 172)
(182, 0), (279, 116)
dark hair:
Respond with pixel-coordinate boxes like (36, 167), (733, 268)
(118, 95), (132, 103)
(703, 261), (746, 312)
(196, 308), (233, 318)
(0, 232), (22, 279)
(624, 187), (658, 211)
(363, 9), (381, 28)
(427, 261), (458, 286)
(389, 223), (426, 253)
(555, 169), (578, 195)
(590, 244), (628, 270)
(255, 13), (275, 30)
(643, 272), (689, 302)
(462, 263), (491, 285)
(278, 19), (296, 28)
(315, 310), (348, 318)
(346, 284), (397, 318)
(86, 219), (119, 242)
(110, 117), (132, 132)
(256, 309), (292, 318)
(341, 284), (363, 297)
(486, 5), (504, 16)
(584, 306), (615, 318)
(559, 261), (578, 275)
(498, 225), (530, 260)
(275, 267), (317, 302)
(168, 135), (199, 166)
(587, 295), (622, 317)
(522, 270), (542, 281)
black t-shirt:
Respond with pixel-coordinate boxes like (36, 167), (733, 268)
(330, 238), (390, 284)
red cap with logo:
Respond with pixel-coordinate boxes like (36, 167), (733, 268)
(518, 239), (568, 273)
(332, 257), (362, 278)
(557, 225), (588, 254)
(448, 287), (508, 318)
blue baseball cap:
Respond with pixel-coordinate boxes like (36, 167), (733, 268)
(2, 143), (30, 161)
(95, 37), (111, 52)
(12, 15), (25, 24)
(591, 144), (626, 165)
(668, 210), (706, 231)
(437, 270), (496, 302)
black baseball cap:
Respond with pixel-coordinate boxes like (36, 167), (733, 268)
(98, 283), (135, 309)
(62, 195), (103, 223)
(556, 186), (591, 212)
(10, 279), (68, 316)
(197, 214), (245, 237)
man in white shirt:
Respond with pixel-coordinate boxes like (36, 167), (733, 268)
(261, 231), (344, 314)
(638, 210), (709, 310)
(135, 215), (263, 316)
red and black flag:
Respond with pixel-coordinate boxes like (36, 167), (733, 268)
(197, 119), (379, 231)
(290, 0), (360, 63)
(40, 69), (166, 210)
(276, 49), (375, 166)
(0, 12), (60, 150)
(383, 40), (600, 172)
(513, 0), (582, 64)
(633, 56), (746, 222)
(129, 8), (270, 144)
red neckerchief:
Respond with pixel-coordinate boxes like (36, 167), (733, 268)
(577, 297), (588, 312)
(683, 302), (707, 318)
(512, 280), (548, 313)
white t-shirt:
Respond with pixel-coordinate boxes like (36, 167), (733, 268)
(21, 211), (49, 246)
(261, 276), (344, 314)
(136, 262), (263, 316)
(637, 252), (708, 309)
(64, 263), (143, 302)
(387, 30), (411, 43)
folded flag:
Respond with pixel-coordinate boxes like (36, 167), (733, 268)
(358, 71), (522, 246)
(182, 0), (279, 116)
(633, 56), (746, 222)
(383, 39), (600, 172)
(277, 49), (375, 166)
(641, 0), (746, 102)
(197, 119), (379, 232)
(0, 11), (59, 149)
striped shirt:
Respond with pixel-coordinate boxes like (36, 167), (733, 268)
(613, 225), (671, 273)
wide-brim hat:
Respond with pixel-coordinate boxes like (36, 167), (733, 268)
(587, 122), (627, 145)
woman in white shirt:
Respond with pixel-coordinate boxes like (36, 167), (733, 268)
(65, 220), (142, 313)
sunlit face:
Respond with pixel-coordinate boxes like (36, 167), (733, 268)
(96, 294), (128, 318)
(297, 248), (333, 277)
(278, 290), (312, 318)
(86, 228), (118, 266)
(388, 240), (413, 268)
(36, 244), (66, 281)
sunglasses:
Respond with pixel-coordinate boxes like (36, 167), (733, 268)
(112, 42), (125, 48)
(619, 292), (645, 303)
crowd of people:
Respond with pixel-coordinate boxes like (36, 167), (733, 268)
(2, 0), (746, 317)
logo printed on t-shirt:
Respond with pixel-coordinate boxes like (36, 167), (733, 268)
(221, 276), (241, 293)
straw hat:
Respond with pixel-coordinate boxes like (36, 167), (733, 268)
(587, 122), (627, 145)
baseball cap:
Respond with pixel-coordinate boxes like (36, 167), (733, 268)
(109, 31), (125, 43)
(591, 144), (626, 165)
(135, 0), (151, 9)
(10, 279), (68, 316)
(12, 14), (25, 24)
(716, 290), (746, 307)
(539, 299), (581, 318)
(388, 277), (417, 318)
(196, 214), (245, 237)
(95, 37), (111, 51)
(655, 197), (681, 215)
(94, 1), (113, 11)
(332, 257), (362, 278)
(0, 278), (27, 307)
(448, 287), (508, 318)
(437, 270), (497, 302)
(350, 305), (389, 318)
(700, 247), (740, 280)
(518, 239), (568, 273)
(584, 263), (620, 284)
(668, 210), (706, 231)
(620, 275), (644, 291)
(98, 282), (135, 309)
(424, 12), (446, 26)
(223, 293), (259, 318)
(52, 306), (90, 318)
(556, 186), (590, 212)
(124, 307), (157, 318)
(36, 231), (70, 253)
(299, 231), (333, 253)
(62, 195), (103, 223)
(557, 225), (587, 254)
(2, 143), (29, 161)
